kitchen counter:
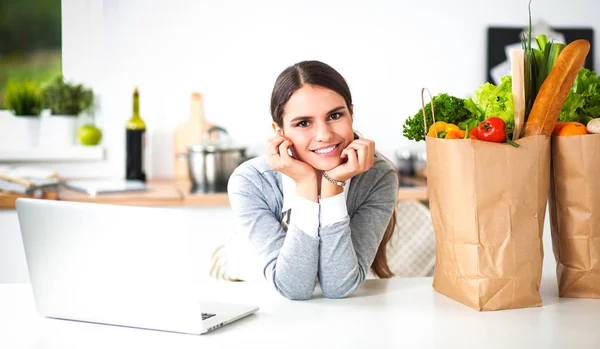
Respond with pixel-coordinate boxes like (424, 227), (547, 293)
(5, 275), (600, 349)
(56, 179), (231, 207)
(0, 177), (428, 209)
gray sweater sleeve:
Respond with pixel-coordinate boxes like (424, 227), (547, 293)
(318, 165), (399, 298)
(227, 167), (319, 300)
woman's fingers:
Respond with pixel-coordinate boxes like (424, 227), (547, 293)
(352, 144), (368, 169)
(267, 138), (296, 171)
(350, 139), (375, 154)
(346, 149), (360, 170)
(278, 140), (293, 162)
(343, 148), (358, 169)
(345, 139), (374, 170)
(265, 136), (281, 156)
(324, 138), (376, 183)
(266, 135), (291, 156)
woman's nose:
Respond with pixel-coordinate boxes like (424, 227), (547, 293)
(314, 123), (334, 142)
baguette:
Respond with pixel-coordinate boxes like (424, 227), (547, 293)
(524, 39), (590, 137)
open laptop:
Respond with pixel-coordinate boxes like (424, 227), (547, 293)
(16, 198), (258, 334)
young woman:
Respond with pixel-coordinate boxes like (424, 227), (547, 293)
(227, 60), (398, 300)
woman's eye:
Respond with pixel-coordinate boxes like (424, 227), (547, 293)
(329, 112), (342, 120)
(295, 120), (309, 128)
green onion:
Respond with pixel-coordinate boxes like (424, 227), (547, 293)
(547, 43), (566, 75)
(536, 34), (548, 52)
(522, 1), (565, 122)
(523, 1), (537, 121)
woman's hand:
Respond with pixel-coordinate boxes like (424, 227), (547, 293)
(266, 133), (317, 185)
(325, 138), (375, 183)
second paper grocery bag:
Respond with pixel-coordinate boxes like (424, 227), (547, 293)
(549, 134), (600, 298)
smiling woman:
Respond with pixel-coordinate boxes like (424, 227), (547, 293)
(227, 60), (399, 300)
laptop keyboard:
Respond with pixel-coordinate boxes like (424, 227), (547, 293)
(202, 312), (216, 320)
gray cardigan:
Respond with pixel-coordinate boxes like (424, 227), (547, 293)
(227, 155), (398, 300)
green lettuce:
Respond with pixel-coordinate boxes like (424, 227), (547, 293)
(559, 68), (600, 124)
(457, 97), (485, 131)
(467, 75), (514, 136)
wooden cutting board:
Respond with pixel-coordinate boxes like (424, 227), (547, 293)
(0, 191), (57, 209)
(173, 92), (214, 179)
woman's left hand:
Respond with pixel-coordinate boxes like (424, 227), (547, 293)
(325, 138), (375, 182)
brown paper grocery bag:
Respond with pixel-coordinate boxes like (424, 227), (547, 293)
(549, 135), (600, 298)
(421, 89), (551, 310)
(427, 135), (550, 310)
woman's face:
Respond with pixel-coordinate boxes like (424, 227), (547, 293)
(277, 84), (354, 171)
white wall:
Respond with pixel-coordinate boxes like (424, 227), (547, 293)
(58, 0), (600, 179)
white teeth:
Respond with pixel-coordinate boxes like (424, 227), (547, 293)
(314, 145), (335, 154)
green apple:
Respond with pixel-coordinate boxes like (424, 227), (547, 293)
(78, 124), (102, 146)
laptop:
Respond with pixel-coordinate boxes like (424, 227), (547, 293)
(16, 198), (258, 334)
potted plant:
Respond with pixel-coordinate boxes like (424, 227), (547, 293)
(0, 80), (42, 149)
(39, 75), (94, 147)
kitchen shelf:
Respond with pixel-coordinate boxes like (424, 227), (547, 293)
(0, 146), (106, 162)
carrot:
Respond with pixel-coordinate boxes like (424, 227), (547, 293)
(523, 39), (590, 137)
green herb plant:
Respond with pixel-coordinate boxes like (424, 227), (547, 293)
(41, 75), (94, 116)
(3, 80), (42, 116)
(402, 94), (473, 142)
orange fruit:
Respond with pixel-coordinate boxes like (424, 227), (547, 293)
(556, 122), (588, 136)
(552, 122), (569, 136)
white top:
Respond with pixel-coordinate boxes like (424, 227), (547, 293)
(2, 276), (600, 349)
(281, 174), (351, 237)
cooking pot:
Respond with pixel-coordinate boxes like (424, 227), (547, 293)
(180, 126), (247, 193)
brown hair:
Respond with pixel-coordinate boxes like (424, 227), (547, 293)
(269, 60), (397, 278)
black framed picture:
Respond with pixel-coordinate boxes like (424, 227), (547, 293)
(486, 26), (594, 84)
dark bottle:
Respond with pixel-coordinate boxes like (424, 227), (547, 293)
(126, 87), (146, 182)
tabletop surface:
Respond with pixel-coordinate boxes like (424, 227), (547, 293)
(1, 276), (599, 349)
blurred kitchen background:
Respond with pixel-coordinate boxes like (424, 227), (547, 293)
(0, 0), (61, 107)
(1, 0), (599, 180)
(1, 0), (597, 284)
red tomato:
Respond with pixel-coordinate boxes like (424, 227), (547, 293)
(476, 117), (507, 143)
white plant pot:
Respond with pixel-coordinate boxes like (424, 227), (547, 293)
(39, 114), (78, 148)
(0, 110), (41, 149)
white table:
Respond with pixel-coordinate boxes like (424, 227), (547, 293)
(1, 276), (599, 349)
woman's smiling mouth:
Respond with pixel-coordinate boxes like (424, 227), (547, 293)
(312, 144), (340, 156)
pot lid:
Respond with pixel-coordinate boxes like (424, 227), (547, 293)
(188, 141), (246, 153)
(187, 126), (247, 153)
